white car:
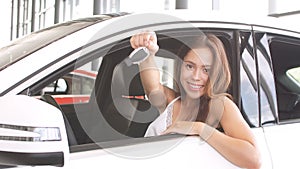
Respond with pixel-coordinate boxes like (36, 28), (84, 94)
(1, 11), (300, 169)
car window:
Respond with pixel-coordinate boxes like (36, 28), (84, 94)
(92, 30), (236, 141)
(43, 78), (68, 94)
(28, 29), (239, 148)
(34, 60), (100, 105)
(239, 31), (260, 127)
(255, 33), (278, 125)
(269, 34), (300, 122)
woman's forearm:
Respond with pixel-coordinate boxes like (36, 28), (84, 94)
(138, 54), (162, 95)
(138, 54), (169, 111)
(196, 123), (261, 169)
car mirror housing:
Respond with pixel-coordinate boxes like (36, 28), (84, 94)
(0, 95), (69, 167)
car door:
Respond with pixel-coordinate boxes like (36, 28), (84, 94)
(253, 27), (300, 169)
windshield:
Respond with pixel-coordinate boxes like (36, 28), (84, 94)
(0, 14), (124, 70)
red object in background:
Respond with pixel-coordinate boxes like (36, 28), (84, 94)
(53, 95), (90, 104)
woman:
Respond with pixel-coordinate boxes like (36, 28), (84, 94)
(130, 31), (261, 169)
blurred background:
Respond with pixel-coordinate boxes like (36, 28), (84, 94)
(1, 0), (300, 47)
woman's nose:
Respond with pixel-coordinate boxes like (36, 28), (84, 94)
(192, 68), (203, 80)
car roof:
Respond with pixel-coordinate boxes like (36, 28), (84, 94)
(1, 11), (299, 71)
(130, 10), (300, 34)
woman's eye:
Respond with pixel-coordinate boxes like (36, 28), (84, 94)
(203, 68), (210, 73)
(185, 64), (194, 71)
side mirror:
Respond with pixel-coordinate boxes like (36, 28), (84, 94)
(0, 95), (69, 167)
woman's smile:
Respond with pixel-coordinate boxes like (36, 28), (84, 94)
(187, 81), (204, 90)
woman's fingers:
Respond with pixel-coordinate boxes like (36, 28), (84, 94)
(130, 31), (158, 54)
(139, 33), (145, 46)
(130, 34), (140, 49)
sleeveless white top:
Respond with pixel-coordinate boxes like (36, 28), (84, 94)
(144, 97), (180, 137)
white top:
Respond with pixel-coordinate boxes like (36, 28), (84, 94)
(144, 97), (180, 137)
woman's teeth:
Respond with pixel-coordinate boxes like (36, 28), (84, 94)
(188, 82), (203, 89)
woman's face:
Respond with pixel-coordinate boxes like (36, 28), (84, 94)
(180, 47), (212, 99)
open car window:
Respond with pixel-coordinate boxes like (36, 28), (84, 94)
(26, 29), (237, 150)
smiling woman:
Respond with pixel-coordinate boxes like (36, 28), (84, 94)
(130, 31), (261, 169)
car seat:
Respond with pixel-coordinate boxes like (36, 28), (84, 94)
(108, 62), (160, 137)
(85, 54), (159, 143)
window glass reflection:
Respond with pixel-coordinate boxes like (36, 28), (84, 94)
(240, 32), (259, 127)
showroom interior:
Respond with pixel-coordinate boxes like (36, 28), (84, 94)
(0, 0), (299, 47)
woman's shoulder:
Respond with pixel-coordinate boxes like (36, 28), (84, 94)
(211, 94), (233, 105)
(216, 95), (241, 118)
(210, 94), (238, 115)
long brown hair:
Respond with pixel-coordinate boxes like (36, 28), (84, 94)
(176, 33), (231, 122)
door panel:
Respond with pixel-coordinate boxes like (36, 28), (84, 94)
(263, 123), (300, 168)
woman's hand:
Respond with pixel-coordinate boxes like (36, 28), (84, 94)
(130, 31), (159, 56)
